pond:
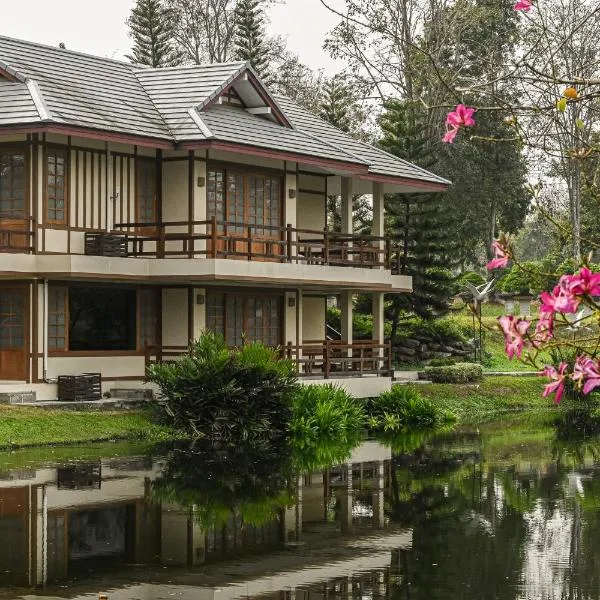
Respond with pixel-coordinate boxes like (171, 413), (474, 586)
(1, 413), (600, 599)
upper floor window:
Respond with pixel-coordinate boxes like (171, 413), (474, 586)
(0, 150), (26, 218)
(207, 168), (282, 235)
(46, 149), (67, 224)
(136, 159), (157, 226)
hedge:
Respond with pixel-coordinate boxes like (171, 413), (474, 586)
(423, 362), (483, 384)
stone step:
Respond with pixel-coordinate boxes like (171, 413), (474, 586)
(0, 391), (37, 405)
(109, 388), (153, 401)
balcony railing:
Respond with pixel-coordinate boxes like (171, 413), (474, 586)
(144, 341), (392, 379)
(113, 218), (400, 270)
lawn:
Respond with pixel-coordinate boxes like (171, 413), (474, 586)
(0, 406), (174, 449)
(409, 375), (553, 424)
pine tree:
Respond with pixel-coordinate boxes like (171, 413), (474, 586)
(233, 0), (270, 80)
(127, 0), (182, 68)
(379, 100), (459, 330)
(319, 76), (356, 134)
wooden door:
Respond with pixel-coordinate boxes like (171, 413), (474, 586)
(0, 150), (30, 252)
(207, 170), (282, 261)
(0, 287), (28, 381)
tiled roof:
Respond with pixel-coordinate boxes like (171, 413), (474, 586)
(0, 35), (449, 188)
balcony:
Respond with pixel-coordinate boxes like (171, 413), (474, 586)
(0, 217), (35, 254)
(145, 340), (392, 379)
(114, 219), (399, 271)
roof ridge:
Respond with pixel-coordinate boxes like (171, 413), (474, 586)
(0, 34), (134, 68)
(194, 62), (250, 112)
(25, 79), (51, 121)
(187, 108), (214, 139)
(0, 58), (26, 82)
(132, 70), (177, 140)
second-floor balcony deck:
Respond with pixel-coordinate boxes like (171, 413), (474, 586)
(94, 218), (402, 271)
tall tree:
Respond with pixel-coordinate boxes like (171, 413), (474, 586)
(126, 0), (182, 67)
(166, 0), (237, 64)
(380, 100), (459, 326)
(233, 0), (270, 79)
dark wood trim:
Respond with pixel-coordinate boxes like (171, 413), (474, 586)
(82, 152), (87, 229)
(187, 286), (194, 342)
(156, 150), (163, 228)
(162, 156), (189, 163)
(186, 140), (367, 174)
(207, 158), (285, 176)
(31, 281), (38, 383)
(97, 152), (102, 230)
(298, 188), (326, 195)
(0, 123), (172, 150)
(188, 150), (194, 250)
(31, 134), (39, 255)
(297, 169), (329, 178)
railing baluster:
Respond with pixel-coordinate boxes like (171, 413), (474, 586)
(211, 216), (217, 259)
(286, 223), (293, 263)
(247, 226), (252, 260)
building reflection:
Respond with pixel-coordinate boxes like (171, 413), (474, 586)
(0, 441), (398, 589)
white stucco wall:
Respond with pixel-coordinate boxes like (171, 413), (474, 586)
(302, 296), (326, 342)
(162, 288), (189, 347)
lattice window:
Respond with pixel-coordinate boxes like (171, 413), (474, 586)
(48, 286), (67, 350)
(46, 149), (67, 223)
(136, 159), (156, 224)
(0, 290), (25, 349)
(0, 151), (25, 217)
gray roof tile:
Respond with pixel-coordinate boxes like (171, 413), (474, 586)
(0, 35), (448, 187)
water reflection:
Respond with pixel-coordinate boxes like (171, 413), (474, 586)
(6, 416), (600, 598)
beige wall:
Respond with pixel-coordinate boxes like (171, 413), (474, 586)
(162, 288), (189, 347)
(192, 287), (206, 339)
(302, 296), (326, 342)
(284, 291), (297, 346)
(46, 356), (146, 379)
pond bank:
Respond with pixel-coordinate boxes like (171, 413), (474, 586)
(0, 405), (173, 449)
(411, 375), (551, 424)
(0, 375), (551, 449)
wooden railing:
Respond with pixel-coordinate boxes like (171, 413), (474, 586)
(114, 218), (399, 270)
(0, 217), (35, 254)
(285, 340), (393, 378)
(145, 341), (392, 379)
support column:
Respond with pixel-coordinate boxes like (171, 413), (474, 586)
(372, 460), (385, 529)
(340, 462), (353, 534)
(372, 182), (385, 268)
(340, 291), (353, 362)
(341, 177), (353, 234)
(372, 292), (385, 367)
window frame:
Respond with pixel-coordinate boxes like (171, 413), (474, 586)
(135, 157), (158, 228)
(0, 146), (28, 219)
(206, 291), (283, 348)
(44, 147), (69, 225)
(206, 164), (283, 236)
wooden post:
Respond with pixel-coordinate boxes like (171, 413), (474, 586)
(211, 216), (217, 259)
(286, 224), (293, 263)
(158, 225), (165, 258)
(247, 225), (252, 261)
(385, 238), (391, 270)
(324, 228), (330, 265)
(324, 340), (331, 379)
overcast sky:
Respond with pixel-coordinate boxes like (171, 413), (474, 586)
(0, 0), (343, 73)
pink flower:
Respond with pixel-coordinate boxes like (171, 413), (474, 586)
(543, 362), (569, 404)
(446, 104), (476, 128)
(568, 267), (600, 297)
(514, 0), (533, 11)
(573, 356), (600, 395)
(486, 240), (510, 270)
(540, 277), (580, 314)
(533, 312), (554, 346)
(442, 104), (476, 143)
(498, 315), (531, 359)
(442, 127), (459, 144)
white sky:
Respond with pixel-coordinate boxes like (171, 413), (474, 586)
(0, 0), (343, 73)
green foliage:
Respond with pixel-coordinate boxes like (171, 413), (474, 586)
(319, 75), (364, 135)
(126, 0), (181, 67)
(367, 386), (456, 432)
(290, 384), (365, 442)
(379, 100), (459, 322)
(428, 357), (457, 367)
(394, 315), (471, 345)
(498, 262), (542, 294)
(326, 305), (385, 340)
(147, 332), (297, 442)
(457, 271), (486, 288)
(424, 362), (484, 384)
(234, 0), (270, 79)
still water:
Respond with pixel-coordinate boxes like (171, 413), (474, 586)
(1, 414), (600, 599)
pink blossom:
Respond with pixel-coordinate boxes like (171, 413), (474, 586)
(442, 127), (459, 144)
(514, 0), (533, 11)
(486, 240), (510, 270)
(568, 267), (600, 297)
(442, 104), (476, 143)
(543, 362), (569, 404)
(446, 105), (476, 128)
(533, 312), (554, 346)
(540, 277), (580, 314)
(572, 356), (600, 395)
(498, 315), (531, 359)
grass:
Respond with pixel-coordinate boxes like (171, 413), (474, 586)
(407, 375), (553, 424)
(0, 406), (174, 449)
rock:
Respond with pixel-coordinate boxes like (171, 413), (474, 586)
(396, 346), (416, 357)
(432, 351), (453, 359)
(403, 338), (421, 348)
(429, 343), (443, 351)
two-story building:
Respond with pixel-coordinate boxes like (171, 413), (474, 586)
(0, 35), (449, 400)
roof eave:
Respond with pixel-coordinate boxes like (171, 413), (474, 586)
(357, 172), (451, 192)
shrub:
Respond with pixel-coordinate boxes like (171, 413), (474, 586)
(457, 271), (486, 288)
(428, 357), (456, 367)
(147, 332), (298, 442)
(367, 386), (456, 431)
(424, 362), (483, 383)
(290, 384), (366, 441)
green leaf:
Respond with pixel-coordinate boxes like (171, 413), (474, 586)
(557, 98), (568, 112)
(576, 118), (586, 130)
